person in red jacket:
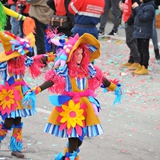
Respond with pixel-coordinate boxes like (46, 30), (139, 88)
(68, 0), (105, 39)
(119, 0), (140, 70)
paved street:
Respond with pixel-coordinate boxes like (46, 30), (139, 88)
(0, 24), (160, 160)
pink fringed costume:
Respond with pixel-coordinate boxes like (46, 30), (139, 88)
(0, 30), (54, 158)
(23, 33), (122, 160)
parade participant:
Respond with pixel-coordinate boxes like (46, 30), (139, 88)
(23, 33), (122, 160)
(0, 30), (54, 158)
(26, 0), (53, 66)
(0, 1), (35, 35)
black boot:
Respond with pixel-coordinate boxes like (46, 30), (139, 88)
(155, 49), (160, 60)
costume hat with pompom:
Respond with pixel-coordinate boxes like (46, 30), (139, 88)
(67, 33), (101, 62)
(0, 31), (35, 62)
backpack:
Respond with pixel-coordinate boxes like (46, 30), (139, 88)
(50, 0), (70, 29)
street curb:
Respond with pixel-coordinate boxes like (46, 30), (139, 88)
(99, 35), (160, 48)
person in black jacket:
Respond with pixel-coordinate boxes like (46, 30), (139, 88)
(47, 0), (74, 36)
(120, 0), (141, 70)
(132, 0), (155, 75)
(130, 0), (160, 60)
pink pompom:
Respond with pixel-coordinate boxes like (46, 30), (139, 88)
(45, 69), (66, 93)
(29, 55), (44, 78)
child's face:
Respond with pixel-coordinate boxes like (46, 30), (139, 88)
(75, 48), (83, 64)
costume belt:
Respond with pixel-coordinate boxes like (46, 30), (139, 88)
(49, 89), (95, 106)
(63, 89), (95, 98)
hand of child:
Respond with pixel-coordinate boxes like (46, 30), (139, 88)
(113, 86), (122, 105)
(22, 86), (41, 108)
(132, 2), (139, 9)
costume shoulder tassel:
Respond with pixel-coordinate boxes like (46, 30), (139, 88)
(23, 17), (36, 35)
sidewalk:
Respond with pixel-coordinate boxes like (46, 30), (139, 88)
(99, 22), (160, 47)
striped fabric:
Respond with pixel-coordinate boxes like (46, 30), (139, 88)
(75, 77), (87, 90)
(1, 108), (35, 120)
(0, 62), (7, 82)
(65, 75), (72, 91)
(57, 63), (97, 91)
(12, 74), (24, 79)
(0, 62), (24, 84)
(44, 123), (103, 138)
(88, 63), (96, 78)
(56, 64), (68, 77)
(6, 108), (36, 119)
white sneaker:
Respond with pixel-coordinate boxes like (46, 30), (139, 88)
(108, 30), (118, 36)
(98, 31), (105, 37)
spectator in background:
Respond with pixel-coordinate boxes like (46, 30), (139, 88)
(47, 0), (74, 36)
(98, 0), (122, 37)
(16, 0), (30, 38)
(68, 0), (105, 39)
(8, 0), (19, 35)
(132, 0), (155, 75)
(26, 0), (53, 65)
(16, 0), (34, 57)
(151, 1), (160, 60)
(120, 0), (140, 70)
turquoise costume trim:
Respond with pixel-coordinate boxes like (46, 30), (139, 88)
(10, 123), (23, 152)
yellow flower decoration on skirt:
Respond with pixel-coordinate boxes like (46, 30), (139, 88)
(58, 100), (86, 136)
(0, 89), (14, 109)
(0, 84), (21, 115)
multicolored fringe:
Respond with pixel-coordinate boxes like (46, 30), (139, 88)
(101, 80), (122, 105)
(45, 69), (66, 94)
(10, 123), (23, 152)
(0, 2), (7, 30)
(65, 151), (79, 160)
(22, 86), (41, 112)
(0, 122), (8, 141)
(55, 151), (79, 160)
(113, 85), (122, 105)
(55, 144), (80, 160)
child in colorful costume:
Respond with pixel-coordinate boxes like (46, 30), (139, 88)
(23, 33), (122, 160)
(0, 30), (55, 158)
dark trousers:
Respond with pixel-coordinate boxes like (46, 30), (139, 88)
(99, 0), (121, 32)
(137, 38), (150, 68)
(34, 18), (47, 55)
(125, 23), (140, 63)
